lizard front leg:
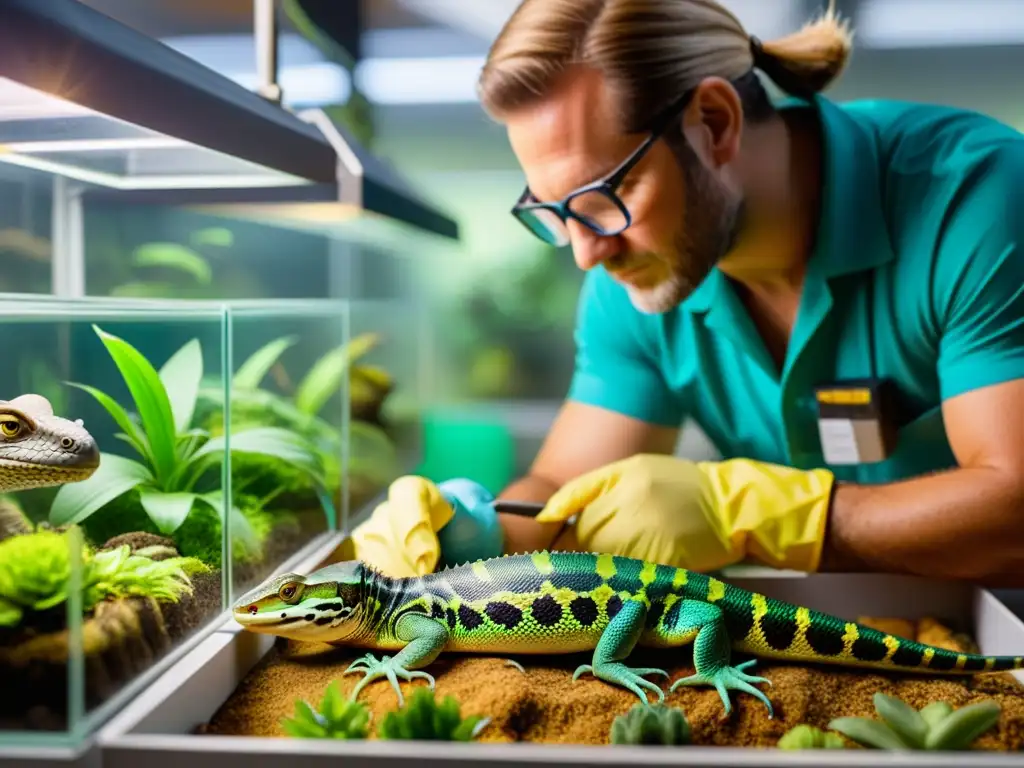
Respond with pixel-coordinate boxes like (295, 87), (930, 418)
(667, 600), (774, 717)
(572, 598), (669, 704)
(343, 613), (449, 706)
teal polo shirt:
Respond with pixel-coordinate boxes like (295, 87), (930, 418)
(567, 94), (1024, 485)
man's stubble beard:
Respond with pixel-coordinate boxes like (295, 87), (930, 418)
(625, 140), (745, 315)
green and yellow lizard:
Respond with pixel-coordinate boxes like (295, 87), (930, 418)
(232, 551), (1024, 718)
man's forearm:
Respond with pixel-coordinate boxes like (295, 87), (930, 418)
(496, 473), (565, 555)
(819, 467), (1024, 585)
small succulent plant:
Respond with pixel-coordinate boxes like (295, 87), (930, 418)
(610, 702), (691, 746)
(829, 693), (1001, 751)
(377, 687), (489, 741)
(281, 681), (371, 739)
(777, 724), (847, 750)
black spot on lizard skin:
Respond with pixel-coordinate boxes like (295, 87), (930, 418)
(662, 600), (682, 631)
(458, 604), (483, 630)
(759, 605), (798, 651)
(891, 643), (924, 667)
(485, 601), (523, 630)
(530, 595), (563, 627)
(430, 602), (446, 620)
(721, 599), (755, 641)
(805, 622), (845, 656)
(606, 594), (623, 620)
(852, 636), (889, 662)
(570, 596), (598, 627)
(445, 607), (457, 629)
(314, 602), (343, 612)
(993, 656), (1018, 671)
(276, 616), (302, 625)
(927, 651), (958, 671)
(315, 616), (334, 626)
(644, 600), (665, 629)
(304, 614), (316, 622)
(961, 656), (988, 672)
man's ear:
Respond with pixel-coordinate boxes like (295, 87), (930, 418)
(680, 77), (743, 168)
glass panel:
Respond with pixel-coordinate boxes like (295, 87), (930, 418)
(0, 297), (228, 746)
(83, 205), (334, 301)
(0, 78), (308, 191)
(0, 164), (53, 295)
(346, 297), (424, 520)
(219, 300), (346, 605)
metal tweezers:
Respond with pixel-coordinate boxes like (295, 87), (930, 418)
(491, 500), (545, 517)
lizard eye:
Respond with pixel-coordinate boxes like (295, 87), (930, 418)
(278, 582), (302, 603)
(61, 437), (74, 449)
(0, 418), (22, 438)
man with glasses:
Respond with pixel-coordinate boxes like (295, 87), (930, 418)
(351, 1), (1024, 587)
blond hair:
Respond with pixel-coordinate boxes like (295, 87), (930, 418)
(478, 0), (853, 132)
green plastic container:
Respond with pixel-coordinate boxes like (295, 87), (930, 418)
(416, 409), (515, 495)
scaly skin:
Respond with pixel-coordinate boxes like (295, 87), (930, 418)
(0, 394), (100, 492)
(232, 552), (1024, 716)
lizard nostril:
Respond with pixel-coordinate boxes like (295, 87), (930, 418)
(248, 605), (259, 615)
(61, 437), (74, 449)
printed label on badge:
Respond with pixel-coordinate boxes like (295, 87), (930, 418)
(814, 380), (898, 465)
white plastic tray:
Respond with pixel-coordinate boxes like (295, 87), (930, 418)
(92, 550), (1024, 768)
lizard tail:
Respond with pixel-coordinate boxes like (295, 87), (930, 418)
(717, 582), (1023, 675)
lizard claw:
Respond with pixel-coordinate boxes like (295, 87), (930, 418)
(572, 662), (668, 705)
(669, 659), (774, 717)
(343, 653), (436, 706)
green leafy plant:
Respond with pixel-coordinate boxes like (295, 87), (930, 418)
(0, 527), (209, 628)
(377, 687), (489, 741)
(48, 325), (325, 555)
(281, 681), (371, 739)
(609, 702), (691, 746)
(829, 693), (1002, 751)
(777, 724), (847, 750)
(197, 332), (399, 500)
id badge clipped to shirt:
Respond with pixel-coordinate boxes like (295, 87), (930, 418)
(814, 379), (899, 465)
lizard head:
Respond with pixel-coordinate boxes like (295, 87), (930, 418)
(0, 394), (100, 491)
(232, 561), (365, 642)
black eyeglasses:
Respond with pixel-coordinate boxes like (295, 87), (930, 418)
(511, 89), (695, 247)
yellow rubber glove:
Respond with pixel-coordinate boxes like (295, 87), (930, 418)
(535, 454), (835, 573)
(349, 476), (454, 578)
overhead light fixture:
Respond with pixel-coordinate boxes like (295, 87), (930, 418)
(0, 0), (459, 240)
(858, 0), (1024, 48)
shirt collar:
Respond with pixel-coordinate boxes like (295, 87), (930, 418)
(684, 93), (897, 314)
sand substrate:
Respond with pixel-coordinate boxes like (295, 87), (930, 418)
(201, 616), (1024, 749)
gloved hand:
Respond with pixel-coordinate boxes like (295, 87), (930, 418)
(535, 454), (835, 573)
(349, 475), (504, 578)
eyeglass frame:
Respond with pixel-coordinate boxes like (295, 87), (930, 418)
(510, 87), (697, 245)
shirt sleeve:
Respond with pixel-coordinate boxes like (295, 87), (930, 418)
(566, 269), (685, 426)
(934, 143), (1024, 401)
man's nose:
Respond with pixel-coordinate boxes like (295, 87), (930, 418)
(569, 220), (620, 271)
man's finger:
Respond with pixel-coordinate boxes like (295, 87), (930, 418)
(534, 465), (620, 523)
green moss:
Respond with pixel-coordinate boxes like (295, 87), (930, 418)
(0, 528), (209, 628)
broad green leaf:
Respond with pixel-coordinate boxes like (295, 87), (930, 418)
(49, 453), (152, 527)
(65, 381), (151, 463)
(294, 333), (380, 416)
(138, 490), (197, 535)
(93, 325), (178, 485)
(233, 336), (298, 390)
(132, 242), (212, 284)
(190, 227), (234, 248)
(191, 427), (324, 483)
(0, 597), (22, 628)
(159, 338), (204, 434)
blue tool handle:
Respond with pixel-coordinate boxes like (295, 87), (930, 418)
(435, 478), (505, 567)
